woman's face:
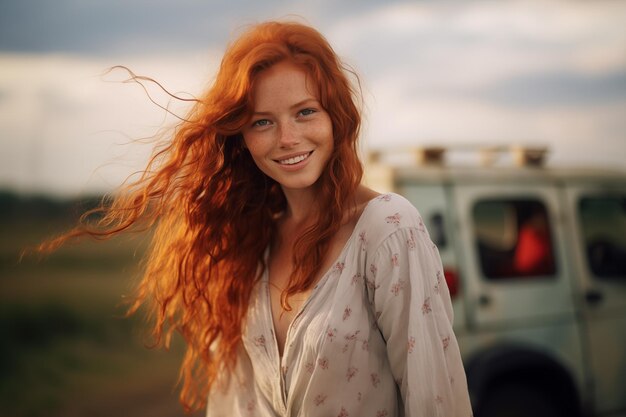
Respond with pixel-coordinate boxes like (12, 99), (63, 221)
(242, 61), (333, 194)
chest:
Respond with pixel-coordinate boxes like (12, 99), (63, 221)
(268, 225), (354, 356)
(242, 237), (391, 417)
(268, 254), (311, 355)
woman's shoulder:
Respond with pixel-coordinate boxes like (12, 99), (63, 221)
(361, 192), (422, 226)
(357, 192), (426, 250)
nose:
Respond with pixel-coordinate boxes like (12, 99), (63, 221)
(278, 121), (300, 148)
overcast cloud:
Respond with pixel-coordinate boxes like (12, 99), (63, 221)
(0, 0), (625, 195)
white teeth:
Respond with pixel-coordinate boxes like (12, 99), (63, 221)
(279, 152), (310, 165)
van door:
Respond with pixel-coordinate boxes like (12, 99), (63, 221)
(398, 183), (466, 332)
(452, 183), (576, 326)
(564, 185), (626, 414)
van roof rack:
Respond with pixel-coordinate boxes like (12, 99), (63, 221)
(368, 144), (549, 168)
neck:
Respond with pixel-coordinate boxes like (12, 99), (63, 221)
(281, 185), (321, 224)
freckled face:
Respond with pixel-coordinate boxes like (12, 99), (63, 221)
(242, 61), (333, 193)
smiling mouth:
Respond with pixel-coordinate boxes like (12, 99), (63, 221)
(276, 151), (312, 165)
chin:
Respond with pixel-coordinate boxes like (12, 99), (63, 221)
(278, 175), (323, 192)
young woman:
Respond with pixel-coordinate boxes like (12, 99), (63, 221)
(51, 21), (472, 416)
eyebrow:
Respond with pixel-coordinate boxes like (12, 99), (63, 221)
(251, 98), (319, 116)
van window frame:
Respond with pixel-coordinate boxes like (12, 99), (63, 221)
(472, 197), (559, 282)
(578, 194), (626, 281)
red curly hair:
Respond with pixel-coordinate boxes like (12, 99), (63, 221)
(44, 21), (363, 411)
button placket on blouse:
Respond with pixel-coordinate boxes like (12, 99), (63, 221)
(263, 281), (288, 415)
(263, 247), (350, 414)
(278, 298), (308, 412)
(269, 276), (326, 414)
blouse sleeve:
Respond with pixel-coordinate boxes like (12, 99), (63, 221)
(368, 225), (473, 417)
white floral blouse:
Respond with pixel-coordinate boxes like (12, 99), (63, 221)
(206, 193), (473, 417)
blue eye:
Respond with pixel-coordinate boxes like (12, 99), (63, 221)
(252, 119), (271, 127)
(299, 108), (316, 116)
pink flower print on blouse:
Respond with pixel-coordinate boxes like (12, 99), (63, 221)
(253, 335), (268, 355)
(390, 279), (405, 296)
(442, 336), (451, 351)
(333, 262), (345, 274)
(385, 212), (401, 226)
(370, 264), (378, 278)
(407, 229), (416, 249)
(361, 340), (369, 351)
(337, 407), (349, 417)
(357, 392), (362, 402)
(371, 373), (381, 388)
(305, 361), (315, 373)
(326, 327), (338, 342)
(346, 366), (358, 382)
(434, 270), (444, 294)
(342, 330), (361, 353)
(351, 272), (362, 286)
(344, 330), (360, 341)
(417, 216), (426, 233)
(246, 399), (256, 412)
(407, 336), (416, 354)
(343, 306), (352, 321)
(377, 410), (389, 417)
(253, 335), (266, 347)
(359, 231), (367, 251)
(391, 253), (399, 267)
(422, 297), (432, 315)
(435, 395), (444, 405)
(318, 357), (329, 370)
(365, 276), (380, 292)
(377, 194), (392, 202)
(314, 394), (327, 406)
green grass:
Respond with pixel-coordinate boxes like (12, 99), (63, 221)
(0, 215), (199, 417)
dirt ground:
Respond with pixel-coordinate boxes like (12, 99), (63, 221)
(56, 378), (201, 417)
(0, 214), (202, 417)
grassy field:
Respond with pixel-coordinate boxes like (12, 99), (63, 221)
(0, 202), (202, 417)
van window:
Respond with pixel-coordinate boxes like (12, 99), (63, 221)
(473, 199), (557, 280)
(429, 212), (447, 248)
(579, 196), (626, 279)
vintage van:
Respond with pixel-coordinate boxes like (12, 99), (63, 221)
(365, 145), (626, 417)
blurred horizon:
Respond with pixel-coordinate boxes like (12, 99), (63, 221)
(1, 0), (625, 197)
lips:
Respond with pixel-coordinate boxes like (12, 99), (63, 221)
(276, 151), (312, 165)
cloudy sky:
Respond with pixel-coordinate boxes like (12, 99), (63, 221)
(1, 0), (625, 195)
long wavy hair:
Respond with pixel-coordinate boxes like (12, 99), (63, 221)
(44, 21), (363, 411)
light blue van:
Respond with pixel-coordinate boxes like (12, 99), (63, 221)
(366, 145), (626, 417)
